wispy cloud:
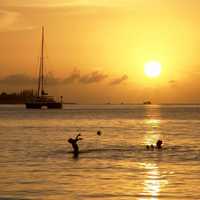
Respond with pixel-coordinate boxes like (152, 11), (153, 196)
(0, 74), (35, 85)
(0, 70), (108, 86)
(0, 71), (130, 87)
(0, 10), (34, 32)
(63, 69), (80, 84)
(0, 73), (60, 85)
(168, 80), (178, 87)
(169, 80), (176, 84)
(79, 71), (108, 84)
(110, 74), (128, 85)
(45, 72), (61, 85)
(63, 69), (108, 84)
(0, 10), (19, 30)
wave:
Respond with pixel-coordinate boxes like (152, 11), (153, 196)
(46, 145), (200, 163)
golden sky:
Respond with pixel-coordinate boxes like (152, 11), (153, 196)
(0, 0), (200, 103)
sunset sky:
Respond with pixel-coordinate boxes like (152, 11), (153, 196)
(1, 0), (200, 104)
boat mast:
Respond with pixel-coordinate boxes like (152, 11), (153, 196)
(37, 27), (45, 97)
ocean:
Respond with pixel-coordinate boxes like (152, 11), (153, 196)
(0, 104), (200, 200)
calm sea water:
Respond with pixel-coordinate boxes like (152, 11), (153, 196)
(0, 104), (200, 200)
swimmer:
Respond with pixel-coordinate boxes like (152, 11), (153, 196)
(146, 145), (150, 150)
(156, 140), (163, 149)
(151, 144), (155, 150)
(146, 144), (155, 150)
(68, 133), (83, 157)
(97, 130), (102, 136)
(146, 140), (163, 150)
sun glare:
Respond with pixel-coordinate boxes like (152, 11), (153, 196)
(144, 61), (162, 78)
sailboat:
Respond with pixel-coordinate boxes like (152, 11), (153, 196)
(25, 27), (63, 109)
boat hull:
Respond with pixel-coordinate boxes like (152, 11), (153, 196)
(26, 102), (62, 109)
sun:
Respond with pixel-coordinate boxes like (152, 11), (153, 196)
(144, 61), (162, 78)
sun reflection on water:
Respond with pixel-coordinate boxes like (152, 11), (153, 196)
(143, 163), (160, 199)
(139, 107), (168, 199)
(145, 119), (160, 126)
(139, 163), (168, 200)
(144, 119), (161, 145)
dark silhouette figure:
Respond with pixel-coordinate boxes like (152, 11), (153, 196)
(146, 144), (155, 150)
(146, 140), (163, 150)
(68, 134), (82, 158)
(97, 130), (102, 136)
(156, 140), (163, 149)
(151, 144), (155, 150)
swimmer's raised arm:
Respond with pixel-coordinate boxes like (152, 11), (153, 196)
(75, 133), (83, 141)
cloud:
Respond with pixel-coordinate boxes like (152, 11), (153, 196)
(168, 80), (178, 87)
(0, 74), (35, 85)
(45, 72), (60, 85)
(169, 80), (177, 84)
(0, 73), (60, 85)
(0, 72), (128, 87)
(0, 10), (19, 30)
(168, 80), (180, 90)
(62, 69), (108, 84)
(0, 10), (34, 32)
(63, 69), (80, 84)
(110, 74), (128, 85)
(79, 71), (108, 84)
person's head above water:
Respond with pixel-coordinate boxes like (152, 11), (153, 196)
(146, 144), (155, 150)
(68, 134), (82, 144)
(97, 130), (102, 136)
(68, 138), (74, 144)
(68, 133), (83, 158)
(146, 140), (163, 150)
(156, 140), (163, 149)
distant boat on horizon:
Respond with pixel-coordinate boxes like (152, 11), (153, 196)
(143, 101), (152, 105)
(25, 27), (63, 109)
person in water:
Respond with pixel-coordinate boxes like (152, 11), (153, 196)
(156, 140), (163, 149)
(68, 133), (82, 157)
(146, 140), (163, 150)
(97, 130), (102, 136)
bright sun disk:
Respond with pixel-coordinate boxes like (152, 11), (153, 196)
(144, 61), (162, 78)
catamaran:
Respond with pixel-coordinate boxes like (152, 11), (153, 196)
(25, 27), (63, 109)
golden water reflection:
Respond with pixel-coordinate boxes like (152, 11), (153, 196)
(139, 163), (168, 200)
(144, 119), (161, 146)
(142, 119), (163, 199)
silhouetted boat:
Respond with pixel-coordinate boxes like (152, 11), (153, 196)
(25, 27), (63, 109)
(143, 101), (152, 105)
